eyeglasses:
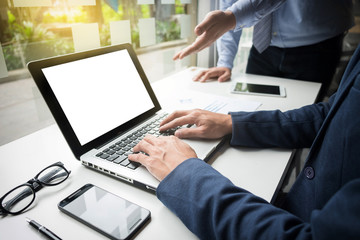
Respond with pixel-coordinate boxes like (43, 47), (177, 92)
(0, 162), (71, 216)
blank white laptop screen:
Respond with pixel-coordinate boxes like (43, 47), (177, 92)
(41, 50), (154, 146)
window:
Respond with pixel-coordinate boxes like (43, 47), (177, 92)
(0, 0), (197, 145)
(1, 0), (197, 80)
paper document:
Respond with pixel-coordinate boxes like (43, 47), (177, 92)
(160, 90), (262, 114)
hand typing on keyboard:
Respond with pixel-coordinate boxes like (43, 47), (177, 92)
(159, 109), (232, 139)
(128, 135), (197, 181)
(94, 113), (184, 170)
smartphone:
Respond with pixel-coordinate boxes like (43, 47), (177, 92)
(231, 82), (286, 97)
(58, 184), (151, 240)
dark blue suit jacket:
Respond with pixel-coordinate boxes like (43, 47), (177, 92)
(156, 45), (360, 239)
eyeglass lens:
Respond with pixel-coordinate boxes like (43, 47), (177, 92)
(38, 165), (68, 185)
(2, 185), (35, 213)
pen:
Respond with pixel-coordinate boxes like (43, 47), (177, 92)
(26, 218), (62, 240)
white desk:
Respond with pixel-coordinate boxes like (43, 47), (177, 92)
(0, 68), (321, 240)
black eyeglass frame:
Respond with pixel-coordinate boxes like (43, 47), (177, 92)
(0, 161), (71, 216)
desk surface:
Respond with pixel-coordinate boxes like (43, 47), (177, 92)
(0, 68), (321, 240)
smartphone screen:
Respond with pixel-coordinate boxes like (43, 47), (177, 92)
(232, 82), (286, 97)
(58, 184), (150, 240)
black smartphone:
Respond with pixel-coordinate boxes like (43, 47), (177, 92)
(58, 184), (151, 240)
(231, 82), (286, 97)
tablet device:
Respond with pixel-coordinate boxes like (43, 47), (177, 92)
(231, 82), (286, 97)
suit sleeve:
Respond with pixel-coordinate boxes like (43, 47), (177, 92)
(157, 158), (360, 240)
(230, 97), (334, 148)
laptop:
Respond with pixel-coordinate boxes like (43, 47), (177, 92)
(27, 43), (224, 193)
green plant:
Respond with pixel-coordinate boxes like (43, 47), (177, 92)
(4, 10), (74, 69)
(175, 0), (186, 14)
(15, 21), (56, 42)
(131, 26), (140, 49)
(156, 20), (180, 43)
(100, 24), (111, 46)
(2, 44), (23, 71)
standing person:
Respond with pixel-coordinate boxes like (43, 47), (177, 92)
(129, 43), (360, 239)
(175, 0), (354, 101)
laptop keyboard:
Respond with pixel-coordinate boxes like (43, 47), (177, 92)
(95, 113), (179, 170)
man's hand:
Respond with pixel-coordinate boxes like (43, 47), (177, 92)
(173, 10), (236, 60)
(128, 135), (197, 181)
(159, 109), (233, 139)
(193, 67), (232, 82)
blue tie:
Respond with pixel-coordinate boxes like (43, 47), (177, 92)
(253, 14), (273, 53)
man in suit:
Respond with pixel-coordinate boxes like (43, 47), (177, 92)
(129, 44), (360, 239)
(174, 0), (353, 101)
